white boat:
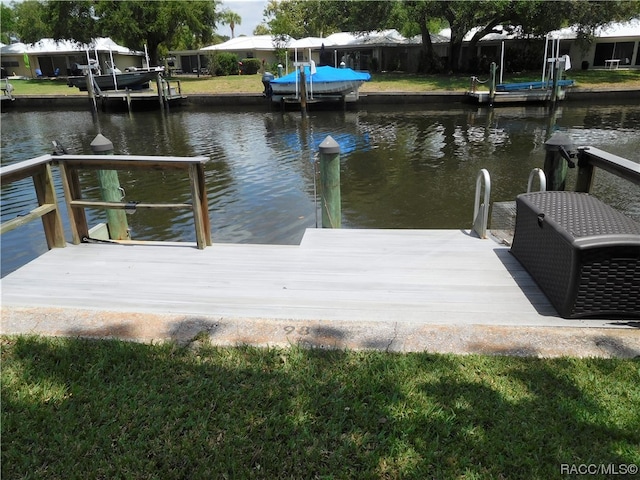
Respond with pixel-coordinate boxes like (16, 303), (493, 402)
(267, 65), (371, 101)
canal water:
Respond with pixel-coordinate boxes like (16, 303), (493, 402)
(2, 101), (639, 277)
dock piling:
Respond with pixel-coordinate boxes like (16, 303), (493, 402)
(91, 134), (130, 240)
(85, 74), (98, 116)
(489, 62), (497, 105)
(319, 136), (341, 228)
(543, 132), (575, 191)
(299, 67), (308, 115)
(156, 74), (165, 111)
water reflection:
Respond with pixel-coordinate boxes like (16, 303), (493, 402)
(2, 102), (639, 276)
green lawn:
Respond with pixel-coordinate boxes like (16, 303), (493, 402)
(6, 68), (640, 96)
(2, 335), (639, 479)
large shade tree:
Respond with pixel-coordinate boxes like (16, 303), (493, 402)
(94, 0), (219, 64)
(6, 0), (55, 44)
(1, 3), (18, 44)
(437, 0), (640, 72)
(265, 0), (640, 73)
(388, 1), (447, 73)
(265, 0), (395, 37)
(4, 0), (221, 64)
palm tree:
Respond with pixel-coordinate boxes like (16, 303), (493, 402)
(220, 9), (242, 38)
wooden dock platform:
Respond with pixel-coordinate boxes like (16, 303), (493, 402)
(97, 89), (185, 111)
(2, 229), (638, 357)
(465, 90), (565, 105)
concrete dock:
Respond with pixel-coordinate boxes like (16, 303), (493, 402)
(2, 228), (638, 358)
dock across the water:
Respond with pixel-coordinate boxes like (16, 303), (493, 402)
(95, 86), (185, 112)
(2, 228), (638, 358)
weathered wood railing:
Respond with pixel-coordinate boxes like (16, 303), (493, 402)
(544, 132), (640, 192)
(0, 155), (66, 249)
(574, 146), (640, 192)
(0, 154), (212, 249)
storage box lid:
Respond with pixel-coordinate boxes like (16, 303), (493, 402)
(517, 191), (640, 238)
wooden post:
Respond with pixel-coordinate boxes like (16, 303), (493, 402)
(575, 149), (595, 193)
(543, 131), (573, 191)
(319, 135), (341, 228)
(299, 67), (307, 115)
(85, 74), (98, 116)
(91, 134), (130, 240)
(489, 62), (497, 105)
(58, 161), (88, 244)
(33, 163), (66, 248)
(156, 73), (165, 111)
(188, 163), (212, 249)
(551, 58), (560, 105)
(125, 88), (132, 113)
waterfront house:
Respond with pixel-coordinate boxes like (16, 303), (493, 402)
(452, 18), (640, 72)
(0, 37), (146, 78)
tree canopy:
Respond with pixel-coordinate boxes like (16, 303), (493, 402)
(2, 0), (222, 63)
(94, 1), (219, 62)
(264, 0), (640, 72)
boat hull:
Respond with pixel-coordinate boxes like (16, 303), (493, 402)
(270, 79), (366, 96)
(268, 65), (371, 101)
(67, 71), (160, 92)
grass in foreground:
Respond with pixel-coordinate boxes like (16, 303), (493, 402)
(6, 68), (640, 96)
(2, 335), (639, 479)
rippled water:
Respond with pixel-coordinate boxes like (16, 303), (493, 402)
(2, 102), (639, 276)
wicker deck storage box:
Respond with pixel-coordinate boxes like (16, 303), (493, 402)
(510, 191), (640, 319)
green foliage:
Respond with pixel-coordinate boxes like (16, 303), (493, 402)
(47, 0), (96, 44)
(2, 0), (220, 63)
(3, 335), (640, 479)
(265, 0), (395, 38)
(94, 0), (218, 64)
(219, 8), (242, 38)
(208, 51), (240, 76)
(4, 0), (640, 75)
(240, 58), (262, 75)
(0, 4), (17, 44)
(253, 23), (271, 35)
(10, 0), (50, 43)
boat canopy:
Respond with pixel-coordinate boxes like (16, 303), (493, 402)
(271, 65), (371, 85)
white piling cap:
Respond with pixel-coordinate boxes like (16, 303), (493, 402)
(319, 135), (340, 154)
(90, 133), (114, 153)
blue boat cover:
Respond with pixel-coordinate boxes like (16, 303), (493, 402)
(271, 65), (371, 85)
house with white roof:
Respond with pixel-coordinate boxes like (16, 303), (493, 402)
(561, 19), (640, 69)
(169, 20), (638, 78)
(450, 19), (640, 73)
(187, 30), (447, 75)
(321, 30), (448, 72)
(170, 35), (282, 75)
(0, 38), (146, 78)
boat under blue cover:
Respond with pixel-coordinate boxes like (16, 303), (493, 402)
(271, 65), (371, 87)
(496, 80), (575, 92)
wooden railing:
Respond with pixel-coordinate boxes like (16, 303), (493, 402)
(0, 155), (66, 249)
(575, 146), (640, 192)
(0, 154), (212, 249)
